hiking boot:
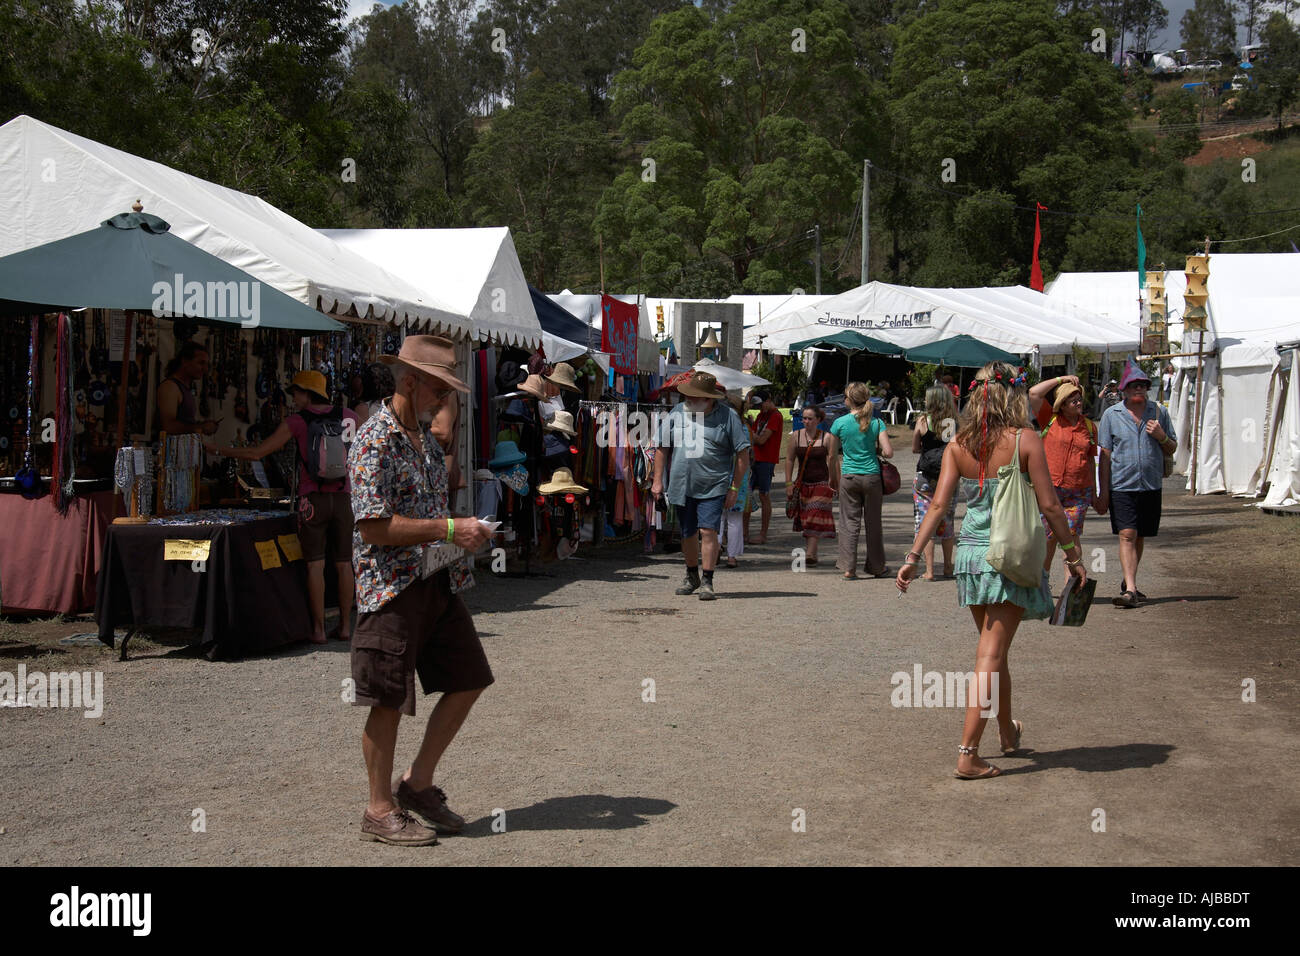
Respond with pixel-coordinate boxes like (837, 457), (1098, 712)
(675, 572), (700, 595)
(697, 580), (716, 601)
(393, 778), (465, 834)
(360, 808), (439, 847)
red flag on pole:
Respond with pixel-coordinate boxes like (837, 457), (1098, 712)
(1030, 202), (1046, 292)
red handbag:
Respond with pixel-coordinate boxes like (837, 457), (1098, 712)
(880, 461), (901, 495)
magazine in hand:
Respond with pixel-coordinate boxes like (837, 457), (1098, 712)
(1050, 577), (1097, 627)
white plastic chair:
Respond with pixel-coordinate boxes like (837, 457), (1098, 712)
(904, 398), (922, 425)
(881, 397), (900, 425)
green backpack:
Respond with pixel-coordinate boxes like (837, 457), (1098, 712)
(985, 428), (1047, 588)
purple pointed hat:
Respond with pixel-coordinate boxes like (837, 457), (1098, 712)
(1118, 359), (1151, 390)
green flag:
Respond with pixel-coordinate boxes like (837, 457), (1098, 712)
(1136, 204), (1146, 288)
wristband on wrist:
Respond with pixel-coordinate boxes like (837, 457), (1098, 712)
(446, 517), (455, 542)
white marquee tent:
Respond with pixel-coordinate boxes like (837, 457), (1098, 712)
(319, 228), (542, 348)
(744, 280), (1139, 357)
(1046, 271), (1189, 347)
(1158, 253), (1300, 499)
(0, 115), (470, 334)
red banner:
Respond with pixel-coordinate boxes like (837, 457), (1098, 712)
(1030, 202), (1046, 292)
(601, 295), (638, 375)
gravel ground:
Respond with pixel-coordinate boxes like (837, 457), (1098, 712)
(2, 439), (1297, 866)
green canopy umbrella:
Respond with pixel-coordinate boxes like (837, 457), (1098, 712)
(0, 212), (343, 331)
(788, 329), (903, 392)
(903, 334), (1020, 367)
(787, 329), (903, 355)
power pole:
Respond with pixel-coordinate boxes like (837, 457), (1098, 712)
(814, 223), (822, 295)
(861, 159), (870, 285)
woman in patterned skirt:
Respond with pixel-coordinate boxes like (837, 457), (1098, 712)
(786, 406), (838, 566)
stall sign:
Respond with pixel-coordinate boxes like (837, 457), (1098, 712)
(163, 539), (211, 562)
(254, 539), (282, 570)
(277, 534), (303, 562)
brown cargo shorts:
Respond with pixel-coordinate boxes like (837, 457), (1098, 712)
(350, 570), (494, 716)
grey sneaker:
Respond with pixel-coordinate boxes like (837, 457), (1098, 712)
(697, 580), (716, 600)
(675, 573), (700, 595)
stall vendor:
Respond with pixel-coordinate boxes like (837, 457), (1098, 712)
(206, 370), (360, 645)
(157, 341), (219, 437)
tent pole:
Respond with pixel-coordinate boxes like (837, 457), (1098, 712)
(1191, 329), (1205, 493)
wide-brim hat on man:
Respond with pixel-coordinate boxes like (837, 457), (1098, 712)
(519, 374), (549, 400)
(1052, 382), (1083, 412)
(538, 467), (588, 495)
(378, 335), (469, 393)
(544, 410), (577, 437)
(678, 370), (722, 399)
(488, 440), (527, 469)
(545, 362), (581, 393)
(288, 370), (329, 403)
(1118, 360), (1151, 391)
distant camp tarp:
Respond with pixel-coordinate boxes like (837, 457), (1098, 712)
(745, 281), (1136, 356)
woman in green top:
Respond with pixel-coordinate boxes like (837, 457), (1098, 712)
(830, 381), (894, 579)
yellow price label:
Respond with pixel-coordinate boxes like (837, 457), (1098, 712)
(277, 534), (303, 562)
(164, 539), (211, 562)
(253, 539), (282, 570)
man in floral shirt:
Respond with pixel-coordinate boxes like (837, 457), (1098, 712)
(348, 335), (492, 847)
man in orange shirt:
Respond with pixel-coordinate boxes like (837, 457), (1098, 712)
(1028, 374), (1106, 580)
(745, 391), (783, 544)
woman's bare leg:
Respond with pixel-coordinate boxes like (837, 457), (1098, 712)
(957, 602), (1022, 775)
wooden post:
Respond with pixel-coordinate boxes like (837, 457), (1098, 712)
(113, 310), (133, 453)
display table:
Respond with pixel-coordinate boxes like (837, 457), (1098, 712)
(95, 510), (311, 661)
(0, 489), (116, 614)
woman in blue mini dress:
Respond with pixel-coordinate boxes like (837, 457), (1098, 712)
(896, 362), (1087, 780)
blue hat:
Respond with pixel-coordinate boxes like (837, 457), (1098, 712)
(488, 440), (527, 469)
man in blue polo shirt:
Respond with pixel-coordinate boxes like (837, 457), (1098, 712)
(652, 371), (751, 601)
(1098, 361), (1177, 609)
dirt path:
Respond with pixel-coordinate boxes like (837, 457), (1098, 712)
(1, 444), (1296, 866)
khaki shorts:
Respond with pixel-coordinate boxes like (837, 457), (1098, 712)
(350, 570), (494, 716)
(298, 491), (354, 563)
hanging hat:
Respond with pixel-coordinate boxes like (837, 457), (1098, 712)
(544, 410), (577, 437)
(1118, 360), (1151, 391)
(498, 463), (529, 494)
(495, 360), (527, 394)
(500, 397), (531, 424)
(488, 440), (527, 469)
(1052, 382), (1082, 412)
(519, 374), (549, 400)
(538, 467), (588, 495)
(542, 432), (570, 458)
(545, 362), (581, 393)
(677, 370), (721, 398)
(378, 335), (469, 393)
(288, 369), (329, 402)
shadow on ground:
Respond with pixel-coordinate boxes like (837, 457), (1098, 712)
(459, 794), (677, 836)
(1007, 743), (1175, 775)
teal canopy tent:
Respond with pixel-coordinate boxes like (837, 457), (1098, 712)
(787, 329), (903, 355)
(903, 334), (1019, 367)
(0, 212), (343, 331)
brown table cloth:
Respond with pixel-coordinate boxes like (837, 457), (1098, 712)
(0, 490), (115, 614)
